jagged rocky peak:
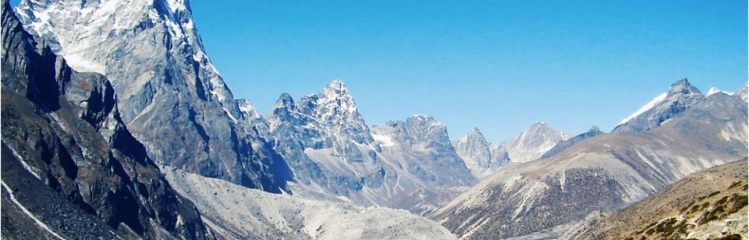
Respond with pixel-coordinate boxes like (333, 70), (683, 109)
(315, 79), (361, 121)
(16, 0), (233, 110)
(494, 121), (572, 163)
(668, 78), (703, 97)
(453, 127), (494, 177)
(614, 78), (705, 133)
(320, 79), (357, 111)
(465, 127), (486, 140)
(403, 115), (453, 142)
(587, 125), (602, 133)
(274, 92), (295, 108)
(515, 121), (570, 147)
(267, 79), (373, 148)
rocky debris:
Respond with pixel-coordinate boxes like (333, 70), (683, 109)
(163, 167), (458, 240)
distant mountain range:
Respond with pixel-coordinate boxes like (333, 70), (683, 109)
(2, 0), (746, 239)
(432, 80), (748, 239)
(453, 122), (573, 178)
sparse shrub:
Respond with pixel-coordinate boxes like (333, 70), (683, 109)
(727, 194), (748, 214)
(708, 191), (721, 198)
(717, 234), (742, 240)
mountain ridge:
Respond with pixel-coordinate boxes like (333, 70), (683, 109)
(433, 80), (747, 239)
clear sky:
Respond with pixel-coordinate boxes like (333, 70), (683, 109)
(12, 0), (745, 143)
(188, 0), (747, 143)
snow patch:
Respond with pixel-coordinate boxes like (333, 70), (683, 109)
(372, 134), (395, 147)
(706, 87), (733, 97)
(618, 92), (668, 125)
(62, 53), (105, 74)
(1, 140), (41, 180)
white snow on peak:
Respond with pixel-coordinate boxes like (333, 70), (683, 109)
(372, 134), (395, 147)
(319, 80), (358, 113)
(706, 87), (733, 97)
(238, 101), (261, 119)
(618, 92), (668, 125)
(166, 0), (188, 12)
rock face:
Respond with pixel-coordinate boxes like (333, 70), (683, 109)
(493, 122), (572, 164)
(16, 0), (291, 193)
(0, 0), (214, 238)
(433, 84), (747, 239)
(372, 115), (475, 187)
(163, 167), (459, 240)
(267, 82), (475, 214)
(453, 128), (495, 177)
(613, 78), (704, 133)
(570, 160), (747, 240)
(541, 126), (604, 159)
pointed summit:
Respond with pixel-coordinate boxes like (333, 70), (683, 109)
(588, 125), (601, 133)
(614, 78), (705, 133)
(454, 127), (494, 177)
(467, 127), (484, 138)
(495, 122), (572, 163)
(273, 93), (295, 109)
(317, 79), (358, 114)
(668, 78), (703, 97)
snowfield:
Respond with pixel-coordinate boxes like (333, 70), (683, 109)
(163, 167), (457, 240)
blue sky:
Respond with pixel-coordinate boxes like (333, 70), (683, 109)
(189, 0), (747, 142)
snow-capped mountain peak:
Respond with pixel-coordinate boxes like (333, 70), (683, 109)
(614, 78), (704, 133)
(706, 87), (733, 97)
(319, 79), (358, 114)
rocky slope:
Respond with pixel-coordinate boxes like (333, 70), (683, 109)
(570, 159), (747, 240)
(613, 78), (704, 133)
(1, 0), (214, 238)
(163, 167), (458, 240)
(16, 0), (291, 193)
(432, 81), (747, 239)
(452, 128), (497, 177)
(268, 82), (475, 214)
